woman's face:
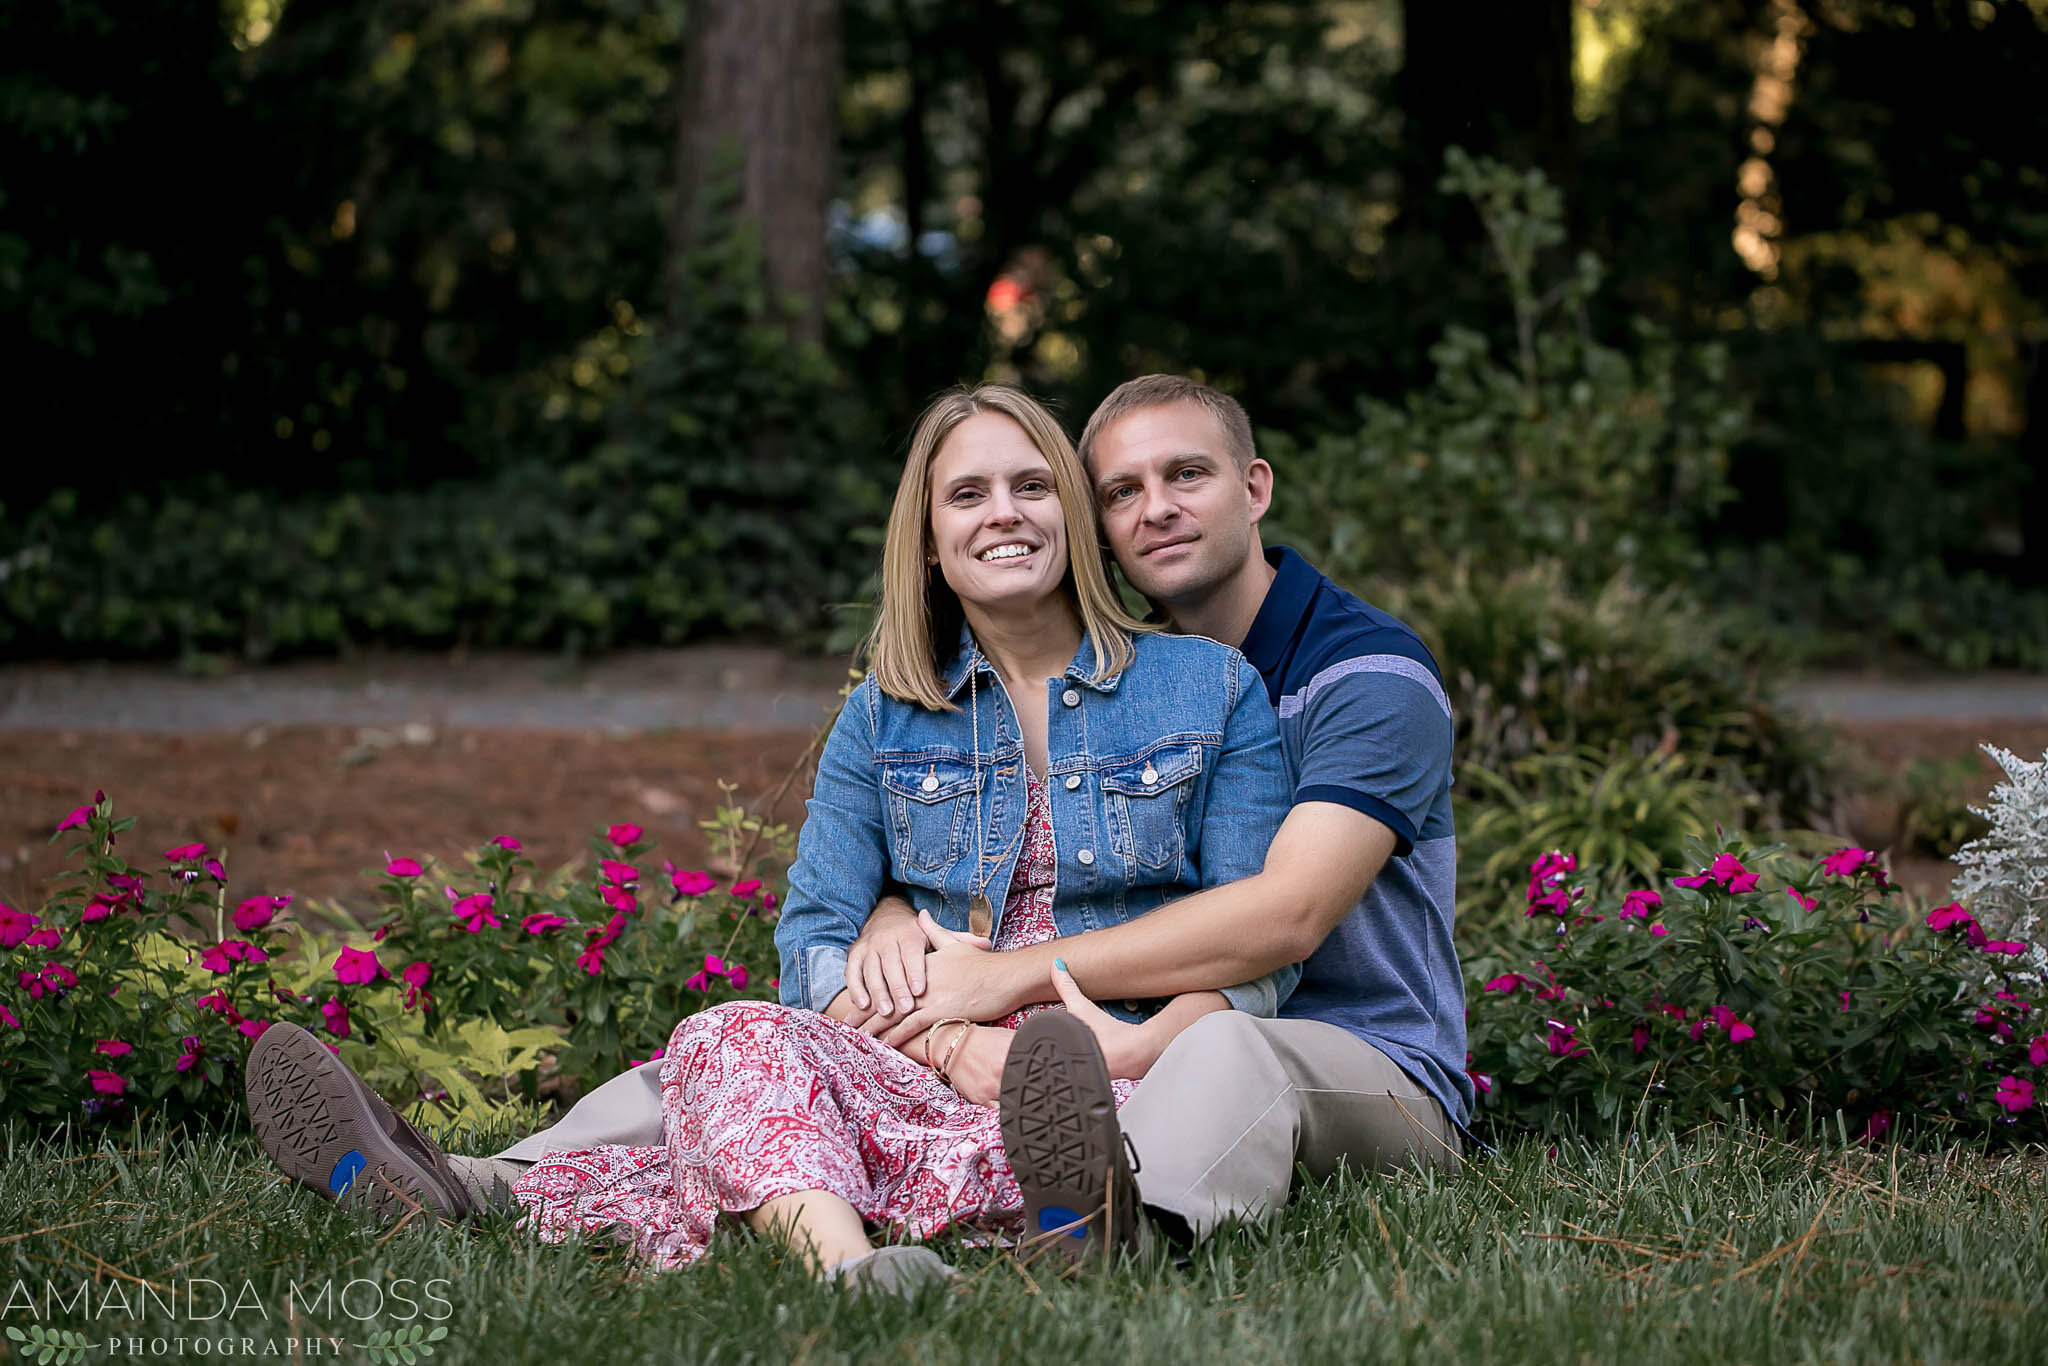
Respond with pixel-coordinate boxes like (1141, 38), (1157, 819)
(927, 411), (1070, 617)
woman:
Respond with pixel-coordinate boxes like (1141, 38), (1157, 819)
(509, 386), (1297, 1285)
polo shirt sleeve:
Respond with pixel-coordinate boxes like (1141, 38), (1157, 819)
(1287, 657), (1454, 858)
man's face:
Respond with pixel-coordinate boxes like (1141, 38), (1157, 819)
(1086, 402), (1271, 609)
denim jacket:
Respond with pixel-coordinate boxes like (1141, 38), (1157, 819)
(775, 625), (1298, 1022)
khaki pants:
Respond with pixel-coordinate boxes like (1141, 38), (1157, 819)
(1118, 1012), (1460, 1236)
(491, 1011), (1460, 1236)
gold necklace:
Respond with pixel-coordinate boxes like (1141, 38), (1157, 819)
(967, 667), (994, 938)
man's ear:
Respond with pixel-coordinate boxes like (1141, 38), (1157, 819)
(1245, 458), (1274, 525)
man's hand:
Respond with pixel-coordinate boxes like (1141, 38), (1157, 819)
(845, 896), (993, 1026)
(876, 911), (1033, 1044)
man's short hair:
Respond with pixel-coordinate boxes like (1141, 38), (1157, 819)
(1078, 374), (1257, 472)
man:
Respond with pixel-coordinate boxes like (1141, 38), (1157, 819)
(849, 374), (1468, 1252)
(243, 375), (1468, 1245)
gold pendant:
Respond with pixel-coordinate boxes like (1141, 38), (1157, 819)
(968, 893), (993, 939)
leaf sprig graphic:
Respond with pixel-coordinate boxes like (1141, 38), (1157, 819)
(354, 1322), (450, 1363)
(5, 1325), (93, 1365)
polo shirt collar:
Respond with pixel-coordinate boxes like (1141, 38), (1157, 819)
(1238, 545), (1319, 677)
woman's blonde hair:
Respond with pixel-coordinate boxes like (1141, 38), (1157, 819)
(866, 384), (1148, 710)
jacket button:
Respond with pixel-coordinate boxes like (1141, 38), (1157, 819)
(1061, 689), (1080, 707)
(921, 773), (939, 793)
(1141, 765), (1158, 786)
(1076, 848), (1095, 866)
(1063, 774), (1081, 791)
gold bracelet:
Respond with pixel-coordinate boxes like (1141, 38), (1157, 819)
(921, 1016), (969, 1069)
(934, 1021), (975, 1084)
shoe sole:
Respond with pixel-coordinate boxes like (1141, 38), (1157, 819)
(997, 1010), (1137, 1267)
(243, 1025), (464, 1226)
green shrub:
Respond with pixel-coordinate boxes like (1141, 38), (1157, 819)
(0, 790), (789, 1131)
(1895, 756), (1991, 860)
(1467, 840), (2044, 1142)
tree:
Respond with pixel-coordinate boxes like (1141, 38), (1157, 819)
(667, 0), (841, 347)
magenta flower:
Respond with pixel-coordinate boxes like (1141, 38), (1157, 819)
(233, 895), (291, 933)
(1544, 1020), (1587, 1058)
(93, 1040), (131, 1057)
(175, 1037), (204, 1072)
(1926, 904), (1976, 933)
(24, 926), (61, 949)
(204, 857), (227, 882)
(588, 913), (627, 950)
(1863, 1110), (1892, 1143)
(727, 962), (750, 990)
(1785, 886), (1817, 912)
(575, 944), (608, 976)
(491, 835), (523, 852)
(236, 1018), (270, 1040)
(320, 996), (351, 1038)
(1708, 1005), (1756, 1043)
(730, 879), (763, 900)
(1465, 1054), (1493, 1095)
(1620, 890), (1662, 920)
(1994, 1075), (2035, 1114)
(600, 883), (638, 916)
(86, 1069), (126, 1096)
(670, 868), (718, 898)
(385, 857), (423, 878)
(2028, 1034), (2048, 1067)
(0, 906), (42, 948)
(333, 946), (387, 985)
(1982, 940), (2028, 956)
(684, 966), (714, 991)
(1649, 923), (1670, 937)
(55, 805), (93, 833)
(80, 897), (120, 923)
(601, 860), (640, 887)
(521, 911), (569, 935)
(402, 959), (433, 1011)
(606, 823), (644, 848)
(1821, 847), (1873, 877)
(0, 1005), (19, 1028)
(1676, 852), (1757, 894)
(199, 939), (269, 974)
(164, 842), (207, 862)
(1840, 990), (1852, 1012)
(1632, 1022), (1650, 1055)
(449, 891), (500, 933)
(196, 989), (236, 1015)
(1482, 973), (1528, 994)
(18, 963), (78, 999)
(628, 1045), (668, 1068)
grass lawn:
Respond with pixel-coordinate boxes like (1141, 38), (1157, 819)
(2, 1121), (2042, 1364)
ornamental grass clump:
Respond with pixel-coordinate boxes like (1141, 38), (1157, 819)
(0, 793), (784, 1131)
(1467, 839), (2043, 1142)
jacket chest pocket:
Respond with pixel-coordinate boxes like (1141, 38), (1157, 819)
(1102, 743), (1203, 873)
(880, 758), (979, 873)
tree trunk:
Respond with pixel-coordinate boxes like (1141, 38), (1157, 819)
(1398, 0), (1577, 221)
(667, 0), (841, 346)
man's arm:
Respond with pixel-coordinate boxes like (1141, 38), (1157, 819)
(879, 801), (1396, 1043)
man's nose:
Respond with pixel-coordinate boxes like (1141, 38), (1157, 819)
(1138, 481), (1180, 525)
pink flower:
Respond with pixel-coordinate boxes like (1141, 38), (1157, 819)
(491, 835), (523, 852)
(727, 962), (750, 990)
(196, 990), (236, 1015)
(402, 959), (432, 1010)
(24, 926), (61, 949)
(1863, 1110), (1892, 1144)
(1840, 990), (1852, 1012)
(204, 858), (227, 882)
(55, 805), (93, 833)
(175, 1037), (203, 1071)
(761, 892), (779, 912)
(1620, 890), (1662, 920)
(1982, 940), (2028, 956)
(575, 945), (608, 976)
(233, 895), (291, 933)
(1821, 847), (1873, 877)
(1632, 1022), (1650, 1055)
(80, 897), (120, 922)
(601, 860), (640, 887)
(332, 946), (387, 985)
(1465, 1054), (1493, 1095)
(628, 1045), (668, 1068)
(237, 1018), (271, 1039)
(0, 1005), (19, 1028)
(385, 857), (423, 878)
(320, 996), (351, 1038)
(1676, 852), (1756, 893)
(199, 940), (269, 974)
(1994, 1075), (2035, 1114)
(1544, 1020), (1586, 1058)
(0, 906), (41, 948)
(730, 879), (763, 900)
(1926, 904), (1976, 933)
(1785, 886), (1817, 911)
(164, 843), (207, 862)
(1727, 870), (1761, 894)
(606, 823), (644, 848)
(587, 912), (627, 950)
(521, 911), (569, 935)
(684, 967), (714, 991)
(87, 1069), (126, 1096)
(670, 868), (719, 898)
(2030, 1034), (2048, 1068)
(19, 963), (78, 999)
(600, 883), (638, 916)
(1483, 973), (1528, 994)
(449, 891), (500, 933)
(95, 1039), (133, 1057)
(1649, 923), (1670, 937)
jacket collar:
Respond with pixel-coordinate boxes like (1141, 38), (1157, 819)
(939, 618), (1126, 699)
(1238, 545), (1319, 678)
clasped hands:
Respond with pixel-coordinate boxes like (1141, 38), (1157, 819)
(838, 901), (1149, 1105)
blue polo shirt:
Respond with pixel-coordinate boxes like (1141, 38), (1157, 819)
(1239, 546), (1471, 1127)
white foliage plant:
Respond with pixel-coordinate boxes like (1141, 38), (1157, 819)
(1949, 745), (2048, 984)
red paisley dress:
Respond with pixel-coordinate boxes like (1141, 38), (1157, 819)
(512, 767), (1134, 1269)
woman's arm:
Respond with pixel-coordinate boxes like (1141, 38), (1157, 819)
(772, 679), (894, 1013)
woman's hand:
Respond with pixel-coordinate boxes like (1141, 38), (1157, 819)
(935, 1025), (1011, 1106)
(1047, 960), (1166, 1080)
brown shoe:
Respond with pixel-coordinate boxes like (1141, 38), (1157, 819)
(244, 1024), (470, 1225)
(997, 1010), (1140, 1267)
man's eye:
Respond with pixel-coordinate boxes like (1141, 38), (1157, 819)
(1104, 486), (1135, 502)
(1175, 467), (1204, 481)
